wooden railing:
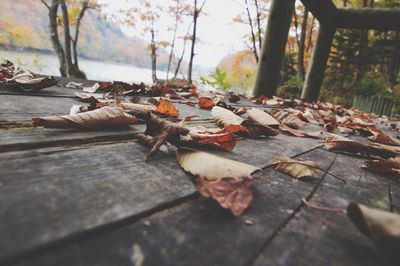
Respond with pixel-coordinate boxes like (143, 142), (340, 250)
(352, 95), (397, 117)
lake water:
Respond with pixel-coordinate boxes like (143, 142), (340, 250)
(0, 50), (171, 84)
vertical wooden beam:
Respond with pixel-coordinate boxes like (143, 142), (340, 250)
(252, 0), (295, 97)
(301, 24), (335, 101)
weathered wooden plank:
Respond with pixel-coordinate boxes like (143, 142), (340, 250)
(0, 94), (83, 123)
(0, 141), (197, 261)
(0, 94), (212, 123)
(0, 77), (95, 97)
(210, 131), (324, 168)
(0, 126), (143, 152)
(8, 148), (337, 266)
(252, 152), (395, 266)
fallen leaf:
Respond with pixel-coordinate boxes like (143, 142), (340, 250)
(267, 108), (306, 129)
(0, 60), (57, 91)
(280, 123), (322, 138)
(324, 134), (397, 159)
(32, 107), (136, 129)
(211, 106), (245, 126)
(143, 112), (189, 160)
(247, 108), (279, 128)
(154, 98), (179, 117)
(274, 156), (318, 178)
(361, 157), (400, 176)
(367, 126), (400, 146)
(176, 148), (260, 216)
(347, 203), (400, 260)
(211, 106), (278, 137)
(182, 126), (237, 151)
(83, 83), (100, 93)
(198, 96), (215, 109)
(115, 98), (156, 118)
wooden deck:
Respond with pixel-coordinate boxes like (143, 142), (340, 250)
(0, 78), (398, 266)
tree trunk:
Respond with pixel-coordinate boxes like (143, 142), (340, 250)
(151, 28), (158, 82)
(298, 8), (308, 79)
(245, 0), (259, 63)
(167, 0), (180, 81)
(306, 16), (315, 53)
(252, 0), (295, 97)
(389, 31), (400, 84)
(48, 0), (66, 77)
(174, 23), (192, 79)
(188, 0), (205, 84)
(60, 0), (73, 76)
(72, 1), (88, 68)
(254, 0), (262, 50)
(301, 24), (335, 102)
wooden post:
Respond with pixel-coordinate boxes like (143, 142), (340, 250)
(252, 0), (295, 97)
(301, 24), (335, 101)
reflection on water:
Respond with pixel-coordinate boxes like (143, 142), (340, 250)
(0, 50), (168, 84)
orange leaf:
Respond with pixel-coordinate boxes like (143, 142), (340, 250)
(197, 132), (236, 152)
(198, 97), (215, 109)
(154, 98), (179, 117)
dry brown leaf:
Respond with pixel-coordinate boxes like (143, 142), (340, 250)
(176, 148), (260, 216)
(280, 123), (322, 138)
(211, 106), (278, 137)
(143, 112), (189, 160)
(32, 107), (136, 129)
(116, 98), (156, 118)
(183, 126), (237, 152)
(347, 203), (400, 260)
(274, 156), (318, 178)
(324, 134), (397, 159)
(198, 97), (215, 109)
(211, 106), (245, 127)
(266, 108), (306, 129)
(154, 98), (179, 117)
(247, 108), (279, 128)
(361, 157), (400, 176)
(367, 126), (400, 146)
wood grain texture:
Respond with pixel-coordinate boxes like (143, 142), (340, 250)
(8, 148), (337, 266)
(253, 152), (396, 266)
(0, 141), (196, 261)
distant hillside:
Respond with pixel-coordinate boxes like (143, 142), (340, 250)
(0, 0), (171, 70)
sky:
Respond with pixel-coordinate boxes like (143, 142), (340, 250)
(97, 0), (255, 68)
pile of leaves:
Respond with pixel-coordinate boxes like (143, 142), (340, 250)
(0, 60), (57, 92)
(30, 78), (400, 258)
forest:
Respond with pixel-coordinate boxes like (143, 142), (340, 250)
(0, 0), (399, 109)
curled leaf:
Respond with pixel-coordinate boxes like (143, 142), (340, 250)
(247, 108), (279, 128)
(182, 126), (237, 151)
(143, 113), (189, 160)
(347, 203), (400, 260)
(32, 107), (136, 129)
(116, 98), (156, 118)
(211, 106), (278, 137)
(274, 156), (318, 178)
(177, 148), (260, 216)
(324, 134), (397, 159)
(211, 106), (245, 127)
(280, 123), (322, 138)
(367, 126), (400, 146)
(361, 157), (400, 176)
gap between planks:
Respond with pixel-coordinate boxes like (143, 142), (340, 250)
(1, 141), (328, 266)
(246, 151), (339, 266)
